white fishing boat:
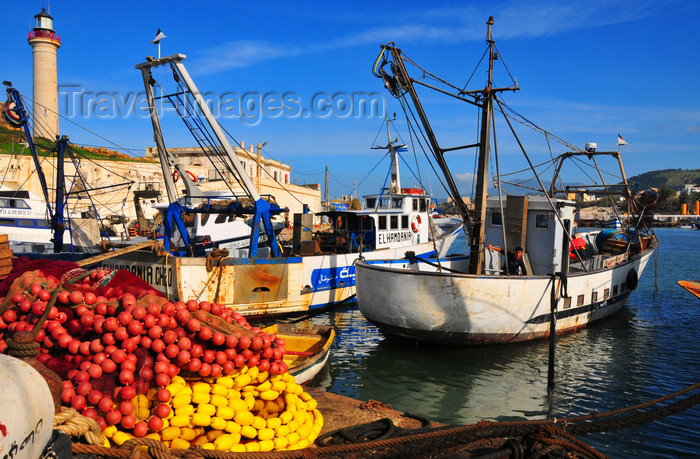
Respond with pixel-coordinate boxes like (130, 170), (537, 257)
(355, 17), (658, 345)
(88, 53), (462, 317)
(0, 186), (67, 250)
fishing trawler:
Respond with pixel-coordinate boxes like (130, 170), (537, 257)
(89, 53), (462, 317)
(355, 17), (658, 344)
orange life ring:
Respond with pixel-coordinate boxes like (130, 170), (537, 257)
(411, 215), (422, 233)
(172, 170), (197, 183)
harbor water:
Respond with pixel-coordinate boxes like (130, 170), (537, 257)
(292, 227), (700, 457)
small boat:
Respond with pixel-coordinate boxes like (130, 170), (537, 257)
(262, 324), (335, 384)
(355, 17), (658, 345)
(601, 216), (622, 229)
(678, 280), (700, 300)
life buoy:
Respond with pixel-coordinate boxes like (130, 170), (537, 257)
(2, 101), (23, 128)
(172, 170), (197, 183)
(626, 269), (639, 290)
(411, 215), (422, 233)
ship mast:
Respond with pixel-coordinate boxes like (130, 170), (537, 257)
(371, 114), (405, 195)
(373, 17), (518, 268)
(467, 17), (496, 275)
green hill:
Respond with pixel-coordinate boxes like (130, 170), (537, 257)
(0, 120), (152, 162)
(628, 169), (700, 191)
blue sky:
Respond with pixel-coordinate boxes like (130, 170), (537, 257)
(2, 1), (699, 201)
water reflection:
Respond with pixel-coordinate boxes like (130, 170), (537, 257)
(284, 229), (700, 456)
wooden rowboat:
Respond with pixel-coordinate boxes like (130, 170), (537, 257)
(263, 324), (336, 384)
(678, 281), (700, 300)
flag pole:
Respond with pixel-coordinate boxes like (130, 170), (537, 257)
(158, 41), (161, 59)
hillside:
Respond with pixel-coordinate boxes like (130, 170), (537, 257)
(0, 103), (153, 162)
(627, 169), (700, 190)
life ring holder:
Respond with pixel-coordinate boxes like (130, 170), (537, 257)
(411, 215), (422, 233)
(172, 170), (198, 183)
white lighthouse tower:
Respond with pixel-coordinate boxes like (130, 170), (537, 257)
(27, 8), (61, 139)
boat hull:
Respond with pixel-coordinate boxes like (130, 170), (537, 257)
(356, 248), (655, 345)
(97, 230), (460, 317)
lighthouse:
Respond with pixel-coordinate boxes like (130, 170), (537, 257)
(27, 8), (61, 139)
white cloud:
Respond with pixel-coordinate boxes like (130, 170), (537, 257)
(191, 0), (666, 75)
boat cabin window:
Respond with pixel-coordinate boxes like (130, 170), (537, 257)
(392, 197), (403, 209)
(613, 285), (618, 296)
(420, 198), (427, 212)
(592, 291), (598, 303)
(2, 199), (30, 209)
(200, 213), (210, 226)
(0, 218), (14, 225)
(336, 216), (347, 231)
(491, 211), (502, 226)
(361, 216), (374, 231)
(563, 297), (571, 310)
(390, 215), (398, 229)
(18, 219), (34, 227)
(577, 294), (584, 306)
(379, 197), (390, 208)
(412, 198), (418, 211)
(535, 214), (550, 228)
(215, 214), (229, 224)
(348, 216), (360, 232)
(401, 215), (409, 229)
(365, 197), (377, 209)
(378, 216), (387, 230)
(604, 288), (610, 300)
